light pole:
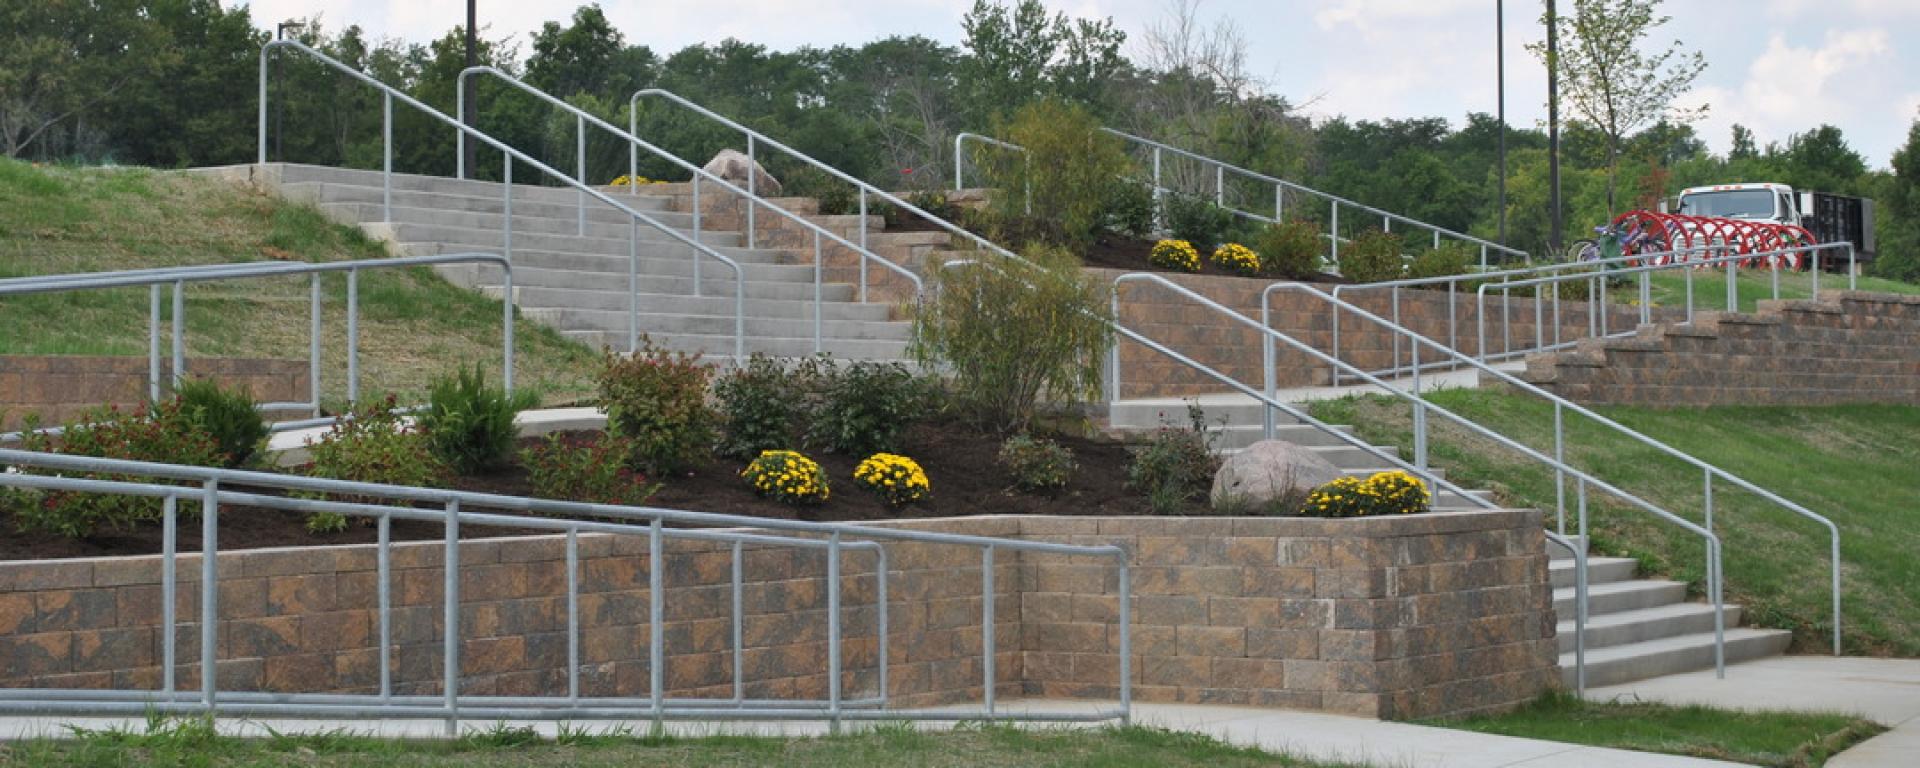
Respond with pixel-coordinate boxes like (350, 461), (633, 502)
(1497, 0), (1507, 248)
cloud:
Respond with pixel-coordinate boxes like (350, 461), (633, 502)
(1679, 28), (1891, 156)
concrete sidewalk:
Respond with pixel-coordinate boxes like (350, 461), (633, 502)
(0, 699), (1744, 768)
(1586, 656), (1920, 768)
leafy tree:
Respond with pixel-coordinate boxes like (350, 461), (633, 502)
(1730, 124), (1758, 160)
(1872, 119), (1920, 281)
(1530, 0), (1706, 218)
(1, 0), (173, 158)
(1778, 124), (1868, 196)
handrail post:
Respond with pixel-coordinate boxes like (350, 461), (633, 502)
(503, 263), (515, 393)
(814, 230), (824, 354)
(162, 496), (177, 695)
(982, 545), (996, 719)
(171, 280), (185, 387)
(149, 285), (162, 402)
(954, 134), (966, 191)
(649, 518), (664, 730)
(827, 531), (843, 734)
(731, 540), (744, 704)
(309, 275), (322, 418)
(1108, 286), (1124, 419)
(1330, 201), (1341, 266)
(628, 97), (639, 197)
(200, 479), (219, 714)
(858, 188), (869, 303)
(503, 155), (513, 263)
(567, 529), (581, 703)
(456, 72), (466, 180)
(693, 175), (704, 296)
(1261, 293), (1276, 440)
(382, 92), (393, 221)
(1151, 148), (1164, 232)
(1554, 403), (1567, 535)
(346, 267), (359, 406)
(378, 513), (392, 700)
(257, 46), (269, 164)
(443, 498), (460, 737)
(1117, 555), (1132, 725)
(746, 135), (757, 249)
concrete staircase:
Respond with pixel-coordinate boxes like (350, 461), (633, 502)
(208, 163), (920, 362)
(1108, 393), (1792, 687)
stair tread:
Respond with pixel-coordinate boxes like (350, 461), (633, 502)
(1560, 626), (1790, 664)
(1554, 579), (1686, 601)
(1556, 601), (1733, 631)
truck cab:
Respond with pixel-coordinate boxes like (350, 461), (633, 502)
(1675, 183), (1803, 226)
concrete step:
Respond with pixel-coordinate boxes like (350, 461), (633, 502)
(526, 307), (910, 341)
(267, 163), (674, 208)
(493, 285), (895, 322)
(1554, 579), (1688, 617)
(1547, 535), (1589, 560)
(321, 201), (736, 247)
(402, 244), (810, 281)
(1560, 627), (1793, 688)
(375, 223), (792, 267)
(1109, 397), (1278, 428)
(281, 180), (682, 227)
(564, 330), (910, 361)
(1556, 602), (1744, 654)
(1549, 556), (1639, 589)
(435, 263), (860, 303)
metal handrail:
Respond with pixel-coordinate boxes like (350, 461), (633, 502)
(1328, 242), (1857, 384)
(0, 253), (511, 426)
(0, 446), (1132, 729)
(1262, 281), (1839, 656)
(629, 89), (1037, 273)
(259, 40), (747, 360)
(460, 66), (924, 334)
(1545, 530), (1588, 696)
(953, 132), (1030, 215)
(1474, 243), (1859, 372)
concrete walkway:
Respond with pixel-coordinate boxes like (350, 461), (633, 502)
(1586, 656), (1920, 768)
(0, 699), (1743, 768)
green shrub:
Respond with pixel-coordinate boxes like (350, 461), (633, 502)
(1163, 193), (1237, 253)
(1101, 181), (1156, 239)
(911, 246), (1115, 434)
(595, 336), (717, 475)
(997, 435), (1076, 492)
(1255, 220), (1324, 279)
(810, 360), (925, 456)
(852, 452), (931, 507)
(1406, 241), (1477, 281)
(1299, 470), (1432, 517)
(1148, 238), (1201, 272)
(13, 402), (227, 538)
(170, 377), (270, 468)
(302, 395), (451, 532)
(741, 450), (830, 505)
(786, 167), (856, 216)
(993, 100), (1134, 247)
(417, 364), (538, 475)
(1125, 403), (1221, 515)
(522, 434), (659, 506)
(1339, 230), (1405, 283)
(713, 354), (828, 460)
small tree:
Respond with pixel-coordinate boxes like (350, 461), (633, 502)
(988, 99), (1134, 248)
(1529, 0), (1706, 218)
(911, 247), (1114, 433)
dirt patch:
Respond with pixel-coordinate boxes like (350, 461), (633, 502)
(0, 421), (1182, 561)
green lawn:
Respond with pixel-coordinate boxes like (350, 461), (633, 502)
(0, 719), (1364, 768)
(1429, 692), (1884, 768)
(1637, 267), (1920, 315)
(0, 158), (598, 408)
(1309, 392), (1920, 656)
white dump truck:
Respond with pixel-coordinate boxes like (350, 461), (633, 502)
(1670, 183), (1877, 267)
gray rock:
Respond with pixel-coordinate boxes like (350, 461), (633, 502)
(1210, 440), (1343, 509)
(703, 149), (782, 196)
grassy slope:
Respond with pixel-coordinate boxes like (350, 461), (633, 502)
(1639, 268), (1920, 315)
(0, 158), (597, 406)
(1310, 391), (1920, 656)
(1429, 692), (1884, 768)
(0, 722), (1365, 768)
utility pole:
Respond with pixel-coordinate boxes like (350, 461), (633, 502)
(463, 0), (478, 178)
(1546, 0), (1563, 254)
(1497, 0), (1507, 247)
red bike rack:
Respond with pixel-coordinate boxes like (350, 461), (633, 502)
(1607, 211), (1818, 270)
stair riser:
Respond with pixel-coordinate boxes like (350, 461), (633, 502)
(438, 265), (862, 303)
(563, 331), (909, 361)
(283, 181), (679, 223)
(323, 202), (734, 246)
(1549, 558), (1639, 589)
(1557, 606), (1744, 654)
(1109, 402), (1276, 428)
(1556, 583), (1688, 616)
(526, 309), (909, 340)
(1561, 631), (1791, 688)
(271, 165), (674, 207)
(500, 286), (894, 321)
(381, 224), (788, 265)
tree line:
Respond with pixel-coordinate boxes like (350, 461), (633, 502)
(3, 0), (1916, 279)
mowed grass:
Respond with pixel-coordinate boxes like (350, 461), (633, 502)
(0, 720), (1368, 768)
(1429, 691), (1884, 768)
(0, 158), (598, 406)
(1309, 391), (1920, 656)
(1638, 267), (1920, 315)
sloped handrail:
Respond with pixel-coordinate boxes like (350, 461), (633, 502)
(259, 40), (746, 360)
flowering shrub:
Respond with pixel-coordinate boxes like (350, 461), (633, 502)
(1126, 402), (1221, 514)
(997, 435), (1076, 492)
(522, 434), (659, 506)
(742, 450), (830, 505)
(596, 336), (717, 475)
(1255, 220), (1324, 279)
(852, 453), (930, 507)
(1149, 239), (1202, 272)
(13, 401), (227, 538)
(607, 175), (665, 187)
(1300, 470), (1432, 518)
(1211, 242), (1261, 276)
(302, 395), (450, 533)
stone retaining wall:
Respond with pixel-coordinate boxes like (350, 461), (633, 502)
(1520, 292), (1920, 406)
(0, 357), (310, 430)
(0, 510), (1554, 720)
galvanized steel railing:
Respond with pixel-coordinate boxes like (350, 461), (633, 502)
(1326, 242), (1859, 384)
(0, 448), (1131, 731)
(0, 253), (512, 437)
(259, 40), (747, 360)
(460, 66), (925, 334)
(1258, 281), (1841, 657)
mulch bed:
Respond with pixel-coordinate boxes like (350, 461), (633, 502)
(0, 421), (1182, 561)
(1077, 232), (1352, 285)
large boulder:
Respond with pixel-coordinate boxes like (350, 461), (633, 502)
(702, 149), (782, 195)
(1210, 440), (1343, 509)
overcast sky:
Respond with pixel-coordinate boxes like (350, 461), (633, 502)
(240, 0), (1920, 169)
